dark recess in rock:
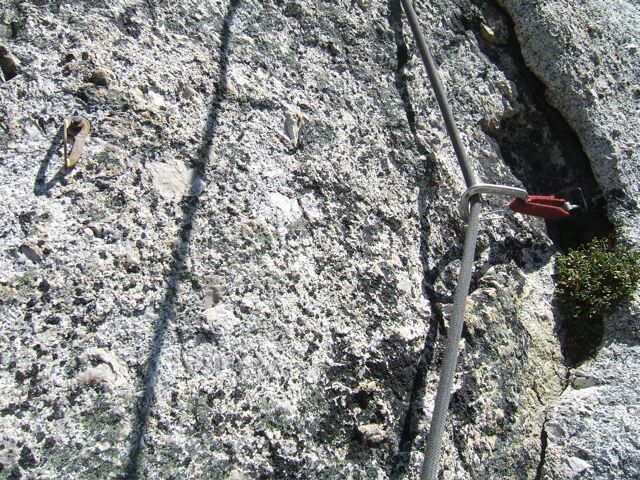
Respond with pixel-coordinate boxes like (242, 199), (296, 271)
(0, 45), (17, 80)
(18, 445), (37, 469)
(469, 0), (613, 364)
(473, 1), (613, 249)
(534, 420), (548, 480)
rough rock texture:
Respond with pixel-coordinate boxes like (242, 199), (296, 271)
(541, 296), (640, 480)
(544, 325), (640, 479)
(0, 0), (636, 479)
(499, 0), (640, 245)
(497, 1), (640, 478)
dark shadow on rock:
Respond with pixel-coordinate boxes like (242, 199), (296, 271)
(485, 236), (555, 273)
(389, 311), (440, 479)
(317, 330), (438, 478)
(34, 126), (70, 196)
(550, 293), (600, 368)
(388, 0), (417, 136)
(390, 169), (453, 479)
(310, 3), (448, 475)
(122, 1), (240, 478)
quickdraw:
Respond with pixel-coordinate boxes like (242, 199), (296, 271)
(398, 1), (587, 478)
(459, 184), (581, 222)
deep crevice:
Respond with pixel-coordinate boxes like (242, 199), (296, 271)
(472, 0), (613, 251)
(534, 419), (548, 480)
(387, 0), (452, 476)
(470, 0), (613, 364)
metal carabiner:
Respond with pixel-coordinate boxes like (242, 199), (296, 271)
(458, 183), (528, 222)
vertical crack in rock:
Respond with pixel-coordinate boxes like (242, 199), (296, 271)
(388, 0), (418, 135)
(389, 313), (440, 479)
(449, 374), (480, 476)
(386, 1), (450, 476)
(124, 1), (240, 478)
(534, 418), (548, 480)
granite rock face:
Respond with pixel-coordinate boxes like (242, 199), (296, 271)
(499, 0), (640, 245)
(498, 1), (640, 478)
(0, 0), (636, 479)
(540, 296), (640, 480)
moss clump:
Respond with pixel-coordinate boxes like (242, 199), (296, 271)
(555, 237), (640, 363)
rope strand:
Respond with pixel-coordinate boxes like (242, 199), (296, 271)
(398, 1), (482, 478)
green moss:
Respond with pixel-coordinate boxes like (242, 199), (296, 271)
(555, 237), (640, 363)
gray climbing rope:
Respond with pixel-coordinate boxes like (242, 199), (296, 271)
(399, 0), (476, 188)
(398, 0), (482, 478)
(422, 201), (480, 480)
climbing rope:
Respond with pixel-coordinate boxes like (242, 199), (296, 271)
(398, 0), (481, 478)
(398, 0), (476, 187)
(398, 1), (579, 478)
(402, 0), (482, 480)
